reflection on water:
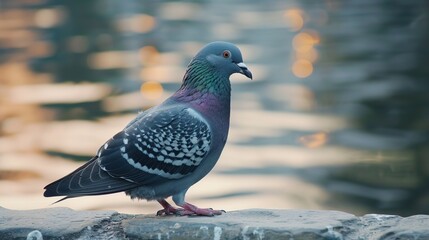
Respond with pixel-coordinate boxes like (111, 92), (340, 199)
(308, 0), (429, 215)
(0, 0), (428, 216)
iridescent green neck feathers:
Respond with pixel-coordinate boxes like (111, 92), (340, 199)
(180, 60), (231, 98)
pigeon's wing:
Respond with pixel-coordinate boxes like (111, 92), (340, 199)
(43, 156), (139, 198)
(97, 106), (212, 186)
(44, 106), (212, 199)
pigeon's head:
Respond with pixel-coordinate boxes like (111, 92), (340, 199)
(193, 41), (253, 80)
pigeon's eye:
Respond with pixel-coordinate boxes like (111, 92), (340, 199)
(222, 50), (231, 58)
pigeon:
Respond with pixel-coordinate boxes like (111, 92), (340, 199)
(43, 41), (252, 216)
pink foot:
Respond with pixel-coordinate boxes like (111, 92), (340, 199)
(180, 202), (225, 216)
(156, 205), (177, 216)
(156, 200), (225, 216)
(156, 200), (194, 216)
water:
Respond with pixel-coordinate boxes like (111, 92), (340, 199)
(0, 0), (428, 216)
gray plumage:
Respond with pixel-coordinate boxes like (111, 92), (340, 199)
(44, 41), (252, 216)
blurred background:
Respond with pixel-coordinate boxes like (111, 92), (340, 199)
(1, 0), (428, 216)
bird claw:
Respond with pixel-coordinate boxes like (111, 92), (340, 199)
(156, 204), (178, 216)
(156, 209), (172, 216)
(156, 200), (225, 216)
(181, 202), (225, 216)
(156, 206), (194, 216)
(173, 208), (197, 216)
(191, 208), (224, 216)
(156, 207), (223, 216)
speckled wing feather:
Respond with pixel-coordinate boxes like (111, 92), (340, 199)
(43, 156), (139, 198)
(44, 106), (212, 199)
(97, 106), (212, 186)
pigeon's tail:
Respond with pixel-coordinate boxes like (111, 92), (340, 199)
(44, 156), (138, 201)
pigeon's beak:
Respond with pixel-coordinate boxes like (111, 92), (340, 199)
(237, 62), (253, 80)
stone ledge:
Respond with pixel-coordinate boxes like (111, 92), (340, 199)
(1, 207), (428, 240)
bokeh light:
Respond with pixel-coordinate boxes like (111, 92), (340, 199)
(293, 32), (317, 52)
(291, 30), (320, 78)
(294, 47), (318, 63)
(292, 59), (313, 78)
(299, 132), (329, 148)
(33, 8), (64, 28)
(87, 51), (136, 69)
(283, 8), (304, 32)
(139, 46), (160, 66)
(116, 14), (156, 33)
(140, 81), (163, 100)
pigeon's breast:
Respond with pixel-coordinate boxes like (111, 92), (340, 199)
(190, 95), (230, 152)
